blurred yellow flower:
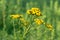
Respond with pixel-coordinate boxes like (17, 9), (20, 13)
(10, 15), (20, 19)
(10, 14), (23, 19)
(27, 8), (42, 16)
(46, 24), (53, 31)
(34, 19), (43, 25)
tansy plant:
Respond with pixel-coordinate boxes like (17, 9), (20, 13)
(9, 8), (54, 39)
(10, 8), (53, 31)
(26, 8), (53, 31)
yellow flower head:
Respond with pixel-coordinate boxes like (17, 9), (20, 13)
(10, 15), (20, 19)
(10, 14), (23, 19)
(31, 8), (42, 16)
(46, 24), (53, 31)
(27, 8), (42, 16)
(34, 19), (43, 25)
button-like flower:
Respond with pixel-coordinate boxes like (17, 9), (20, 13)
(26, 8), (42, 16)
(46, 24), (53, 31)
(10, 14), (23, 19)
(34, 19), (43, 25)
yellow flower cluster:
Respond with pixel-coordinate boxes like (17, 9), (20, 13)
(9, 8), (53, 31)
(34, 18), (53, 31)
(10, 14), (23, 19)
(46, 24), (53, 31)
(34, 19), (43, 25)
(27, 8), (42, 16)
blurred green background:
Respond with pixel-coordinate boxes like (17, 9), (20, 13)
(0, 0), (60, 40)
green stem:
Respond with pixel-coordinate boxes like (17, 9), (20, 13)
(12, 19), (16, 40)
(2, 0), (6, 31)
(23, 24), (31, 39)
